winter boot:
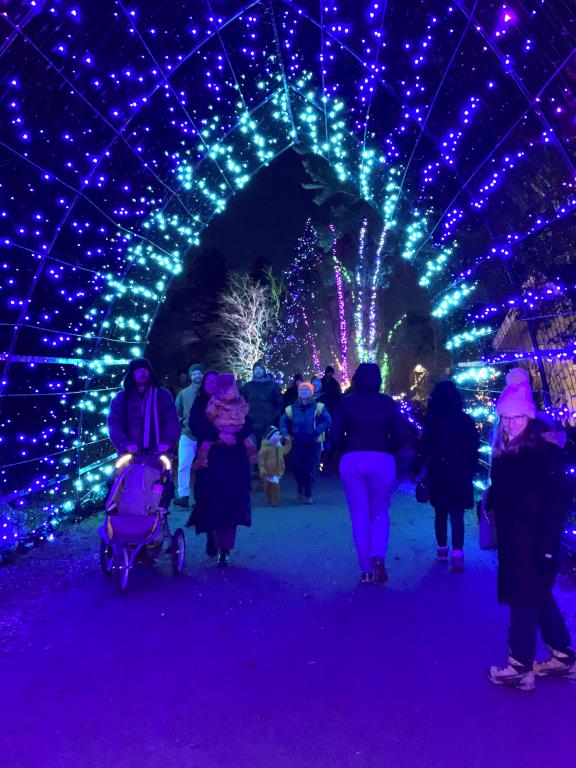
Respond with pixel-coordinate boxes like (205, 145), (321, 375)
(217, 549), (231, 568)
(451, 549), (464, 572)
(371, 556), (389, 584)
(534, 648), (576, 680)
(269, 483), (280, 507)
(489, 657), (535, 691)
(436, 546), (449, 562)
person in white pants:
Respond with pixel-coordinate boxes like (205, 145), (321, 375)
(331, 363), (410, 584)
(174, 363), (204, 505)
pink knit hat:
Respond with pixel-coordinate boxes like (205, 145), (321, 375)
(495, 368), (536, 419)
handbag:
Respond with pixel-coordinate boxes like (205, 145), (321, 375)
(477, 488), (497, 549)
(415, 473), (429, 504)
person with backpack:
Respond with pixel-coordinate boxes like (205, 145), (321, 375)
(331, 363), (411, 584)
(280, 382), (331, 504)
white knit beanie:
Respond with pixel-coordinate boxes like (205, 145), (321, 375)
(495, 368), (536, 418)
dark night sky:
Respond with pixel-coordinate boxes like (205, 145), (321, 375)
(194, 148), (319, 269)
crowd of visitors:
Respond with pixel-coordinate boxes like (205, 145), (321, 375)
(107, 357), (574, 691)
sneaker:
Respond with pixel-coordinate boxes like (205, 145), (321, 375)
(217, 549), (231, 568)
(371, 556), (388, 584)
(297, 492), (305, 503)
(173, 496), (189, 508)
(360, 572), (374, 584)
(451, 549), (464, 572)
(534, 648), (576, 679)
(304, 496), (314, 505)
(436, 546), (449, 562)
(489, 657), (535, 691)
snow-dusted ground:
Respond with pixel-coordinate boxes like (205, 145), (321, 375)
(1, 477), (575, 768)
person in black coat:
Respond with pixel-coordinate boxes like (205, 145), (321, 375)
(282, 373), (303, 410)
(331, 363), (411, 584)
(188, 371), (253, 566)
(415, 380), (479, 571)
(488, 369), (574, 691)
(320, 365), (342, 415)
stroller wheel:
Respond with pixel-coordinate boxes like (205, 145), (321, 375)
(115, 545), (130, 592)
(99, 540), (114, 577)
(171, 528), (186, 576)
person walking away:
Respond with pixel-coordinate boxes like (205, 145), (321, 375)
(174, 363), (203, 507)
(280, 382), (331, 504)
(258, 426), (292, 506)
(320, 365), (342, 415)
(282, 373), (303, 410)
(331, 363), (410, 584)
(488, 369), (574, 691)
(415, 380), (479, 571)
(189, 373), (253, 567)
(241, 361), (283, 449)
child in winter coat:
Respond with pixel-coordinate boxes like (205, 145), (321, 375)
(487, 368), (574, 691)
(258, 426), (292, 506)
(194, 374), (256, 468)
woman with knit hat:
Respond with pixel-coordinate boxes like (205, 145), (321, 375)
(280, 382), (331, 503)
(488, 368), (574, 691)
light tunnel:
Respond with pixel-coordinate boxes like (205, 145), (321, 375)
(0, 0), (575, 542)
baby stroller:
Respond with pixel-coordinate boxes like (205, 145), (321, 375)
(99, 451), (185, 591)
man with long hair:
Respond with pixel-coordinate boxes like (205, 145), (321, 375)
(108, 357), (180, 456)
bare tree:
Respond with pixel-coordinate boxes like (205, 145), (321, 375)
(215, 272), (280, 380)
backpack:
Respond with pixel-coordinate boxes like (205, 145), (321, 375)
(284, 402), (326, 443)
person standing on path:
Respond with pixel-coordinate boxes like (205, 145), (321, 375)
(331, 363), (410, 584)
(414, 380), (479, 571)
(189, 372), (253, 567)
(174, 363), (204, 507)
(488, 370), (574, 691)
(241, 360), (283, 449)
(280, 382), (331, 504)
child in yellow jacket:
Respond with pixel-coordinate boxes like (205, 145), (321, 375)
(258, 426), (292, 506)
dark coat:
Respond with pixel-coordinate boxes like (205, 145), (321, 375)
(107, 387), (180, 454)
(240, 379), (283, 438)
(320, 376), (342, 415)
(189, 400), (252, 534)
(416, 412), (479, 510)
(490, 426), (568, 606)
(331, 391), (411, 456)
(280, 401), (332, 445)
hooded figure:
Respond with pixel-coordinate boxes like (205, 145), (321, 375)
(108, 358), (180, 455)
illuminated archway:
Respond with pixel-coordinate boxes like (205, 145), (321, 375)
(0, 1), (574, 542)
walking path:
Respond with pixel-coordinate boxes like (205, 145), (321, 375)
(1, 478), (575, 768)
